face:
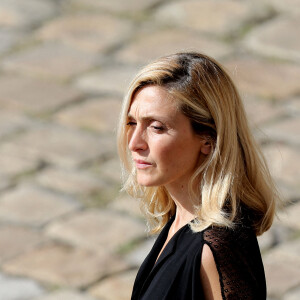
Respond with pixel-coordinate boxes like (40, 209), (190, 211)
(127, 85), (209, 189)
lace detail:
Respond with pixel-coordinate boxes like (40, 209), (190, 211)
(203, 224), (265, 300)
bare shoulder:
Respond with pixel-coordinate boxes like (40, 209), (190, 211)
(200, 244), (223, 300)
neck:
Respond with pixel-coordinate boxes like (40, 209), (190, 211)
(165, 181), (195, 232)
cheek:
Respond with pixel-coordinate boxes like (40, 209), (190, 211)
(155, 139), (187, 168)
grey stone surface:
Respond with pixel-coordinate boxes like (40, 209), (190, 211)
(153, 0), (270, 37)
(0, 124), (114, 168)
(0, 110), (35, 139)
(75, 65), (138, 95)
(0, 29), (23, 55)
(0, 146), (39, 178)
(0, 0), (299, 299)
(0, 75), (82, 114)
(225, 58), (300, 100)
(285, 97), (300, 117)
(45, 209), (146, 253)
(263, 118), (300, 146)
(67, 0), (162, 14)
(3, 243), (128, 288)
(245, 16), (300, 63)
(268, 0), (300, 16)
(0, 273), (44, 300)
(242, 96), (284, 126)
(125, 238), (156, 267)
(0, 225), (44, 263)
(2, 43), (97, 81)
(94, 158), (122, 184)
(108, 193), (142, 218)
(89, 270), (138, 300)
(278, 201), (300, 230)
(283, 286), (300, 300)
(34, 167), (106, 197)
(262, 144), (300, 189)
(264, 251), (300, 297)
(53, 97), (122, 134)
(115, 29), (231, 65)
(0, 0), (57, 28)
(0, 184), (80, 226)
(34, 289), (96, 300)
(36, 14), (133, 53)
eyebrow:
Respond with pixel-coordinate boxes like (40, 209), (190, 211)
(127, 113), (170, 124)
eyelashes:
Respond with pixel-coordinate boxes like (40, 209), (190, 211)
(126, 121), (166, 132)
(152, 126), (164, 131)
(126, 121), (137, 126)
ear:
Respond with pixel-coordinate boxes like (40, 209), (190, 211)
(200, 139), (212, 155)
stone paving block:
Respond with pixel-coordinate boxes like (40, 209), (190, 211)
(2, 43), (97, 81)
(245, 16), (300, 63)
(267, 0), (300, 16)
(278, 201), (300, 230)
(0, 29), (23, 55)
(0, 225), (44, 263)
(0, 110), (35, 139)
(285, 97), (300, 117)
(125, 238), (155, 267)
(153, 0), (270, 37)
(0, 124), (114, 168)
(89, 270), (137, 300)
(258, 229), (274, 252)
(0, 175), (10, 192)
(45, 209), (146, 253)
(283, 286), (300, 300)
(67, 0), (162, 14)
(267, 238), (300, 264)
(36, 14), (133, 53)
(0, 147), (39, 178)
(264, 249), (300, 297)
(108, 193), (142, 218)
(115, 29), (231, 65)
(224, 58), (300, 100)
(262, 144), (300, 189)
(262, 118), (300, 146)
(53, 97), (121, 134)
(0, 273), (44, 300)
(0, 184), (80, 226)
(0, 0), (57, 28)
(242, 96), (284, 126)
(3, 243), (128, 288)
(0, 75), (82, 114)
(95, 158), (122, 184)
(35, 167), (106, 197)
(75, 65), (138, 95)
(34, 289), (96, 300)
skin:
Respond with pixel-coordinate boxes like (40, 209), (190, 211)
(127, 85), (222, 300)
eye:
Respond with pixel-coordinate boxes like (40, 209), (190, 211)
(126, 121), (137, 126)
(150, 121), (166, 132)
(152, 125), (165, 131)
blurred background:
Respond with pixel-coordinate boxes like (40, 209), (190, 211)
(0, 0), (299, 299)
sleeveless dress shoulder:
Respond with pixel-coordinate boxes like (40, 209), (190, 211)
(131, 214), (266, 300)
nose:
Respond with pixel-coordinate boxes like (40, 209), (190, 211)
(128, 126), (148, 152)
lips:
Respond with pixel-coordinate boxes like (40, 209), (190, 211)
(134, 159), (152, 169)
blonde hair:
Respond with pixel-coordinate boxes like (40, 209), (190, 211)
(117, 52), (279, 236)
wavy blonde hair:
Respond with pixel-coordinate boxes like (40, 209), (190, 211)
(117, 52), (279, 236)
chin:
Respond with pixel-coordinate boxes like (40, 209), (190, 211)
(137, 177), (160, 187)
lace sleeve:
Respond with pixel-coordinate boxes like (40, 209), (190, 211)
(203, 224), (266, 300)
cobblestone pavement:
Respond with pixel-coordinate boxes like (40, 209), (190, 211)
(0, 0), (299, 299)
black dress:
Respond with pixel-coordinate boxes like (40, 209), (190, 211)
(131, 214), (266, 300)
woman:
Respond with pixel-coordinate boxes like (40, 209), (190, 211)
(117, 52), (279, 300)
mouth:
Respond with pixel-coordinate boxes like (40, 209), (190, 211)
(134, 159), (152, 169)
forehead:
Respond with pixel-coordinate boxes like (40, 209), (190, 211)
(128, 85), (178, 118)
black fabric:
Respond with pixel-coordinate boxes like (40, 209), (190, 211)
(131, 215), (266, 300)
